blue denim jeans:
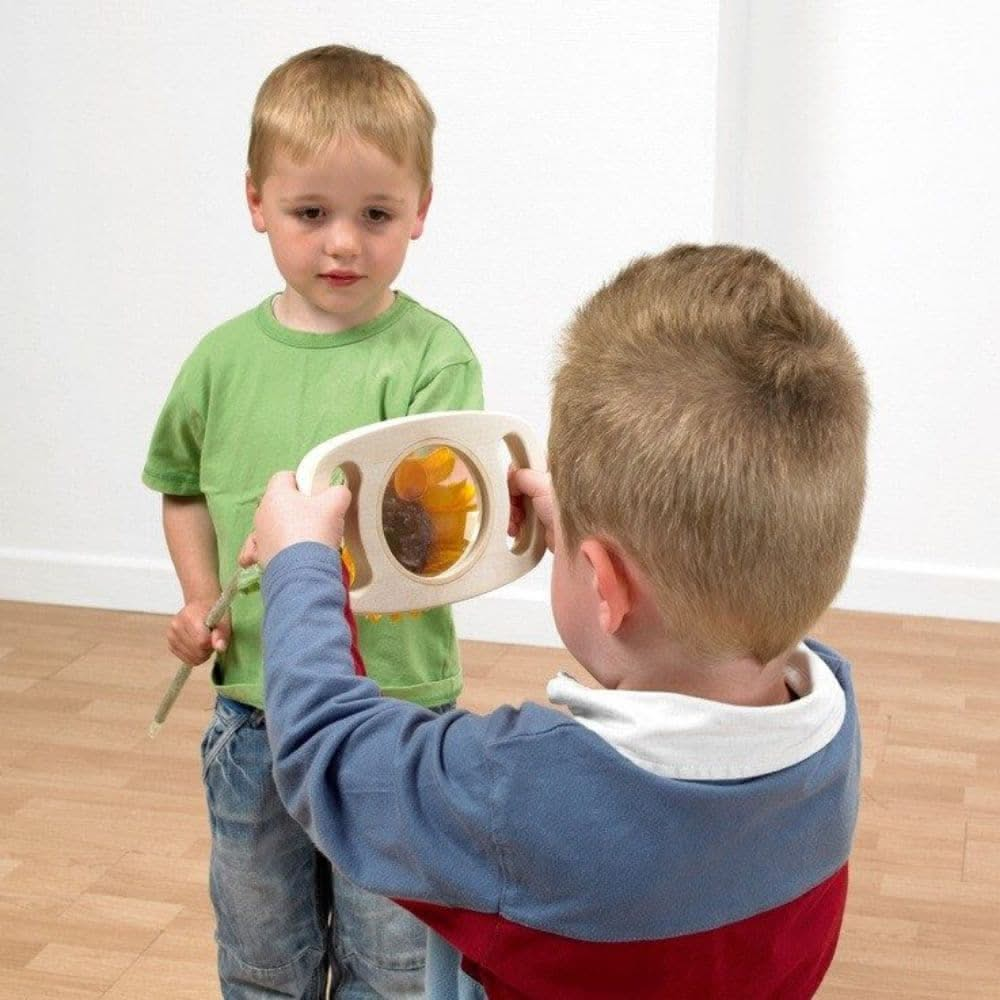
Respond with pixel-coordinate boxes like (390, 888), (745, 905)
(202, 695), (433, 999)
(425, 930), (487, 1000)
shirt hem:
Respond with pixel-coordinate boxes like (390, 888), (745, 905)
(142, 468), (201, 495)
(213, 675), (462, 711)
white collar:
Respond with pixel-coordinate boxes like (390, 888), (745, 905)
(546, 644), (845, 781)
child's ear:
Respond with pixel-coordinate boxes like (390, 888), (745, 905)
(246, 171), (267, 233)
(580, 538), (632, 635)
(411, 184), (433, 240)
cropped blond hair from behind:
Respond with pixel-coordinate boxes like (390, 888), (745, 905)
(549, 244), (869, 664)
(248, 44), (435, 191)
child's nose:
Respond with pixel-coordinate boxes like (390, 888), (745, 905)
(325, 220), (361, 258)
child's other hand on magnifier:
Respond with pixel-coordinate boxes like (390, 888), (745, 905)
(508, 467), (555, 553)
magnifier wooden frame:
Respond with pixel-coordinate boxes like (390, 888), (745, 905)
(295, 411), (547, 614)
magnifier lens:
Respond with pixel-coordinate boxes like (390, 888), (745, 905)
(382, 446), (482, 577)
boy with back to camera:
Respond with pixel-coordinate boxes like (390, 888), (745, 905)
(243, 244), (869, 998)
(142, 45), (483, 998)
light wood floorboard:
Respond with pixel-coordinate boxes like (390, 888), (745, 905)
(0, 601), (997, 998)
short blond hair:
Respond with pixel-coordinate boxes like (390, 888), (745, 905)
(248, 44), (435, 191)
(549, 244), (869, 663)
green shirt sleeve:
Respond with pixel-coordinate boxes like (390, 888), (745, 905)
(142, 355), (207, 496)
(408, 357), (484, 415)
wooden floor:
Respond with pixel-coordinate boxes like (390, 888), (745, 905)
(0, 601), (997, 1000)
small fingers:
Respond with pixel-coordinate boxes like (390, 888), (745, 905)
(211, 625), (229, 653)
(325, 484), (352, 517)
(511, 467), (551, 501)
(237, 532), (258, 567)
(266, 470), (298, 493)
(168, 632), (212, 666)
(167, 604), (218, 665)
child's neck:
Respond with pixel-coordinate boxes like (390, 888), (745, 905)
(600, 631), (793, 707)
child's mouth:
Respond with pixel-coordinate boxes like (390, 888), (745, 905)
(322, 272), (362, 287)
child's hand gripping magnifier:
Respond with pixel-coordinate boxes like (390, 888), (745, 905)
(149, 411), (546, 734)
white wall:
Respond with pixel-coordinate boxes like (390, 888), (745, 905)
(0, 2), (718, 645)
(716, 0), (1000, 623)
(2, 2), (997, 645)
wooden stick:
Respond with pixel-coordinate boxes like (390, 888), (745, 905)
(148, 569), (244, 737)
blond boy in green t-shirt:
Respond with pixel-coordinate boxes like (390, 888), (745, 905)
(143, 45), (482, 999)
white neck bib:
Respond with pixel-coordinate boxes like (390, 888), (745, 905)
(546, 644), (845, 781)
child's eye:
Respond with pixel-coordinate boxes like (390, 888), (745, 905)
(295, 207), (324, 222)
(364, 208), (392, 224)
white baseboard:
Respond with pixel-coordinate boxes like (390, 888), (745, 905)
(835, 556), (1000, 624)
(0, 548), (184, 615)
(452, 585), (561, 647)
(1, 548), (997, 646)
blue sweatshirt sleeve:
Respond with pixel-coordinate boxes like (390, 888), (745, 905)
(261, 542), (502, 912)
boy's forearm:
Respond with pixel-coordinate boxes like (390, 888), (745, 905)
(261, 542), (391, 803)
(260, 541), (499, 909)
(261, 542), (415, 878)
(162, 494), (221, 600)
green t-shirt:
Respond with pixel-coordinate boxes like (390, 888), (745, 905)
(143, 292), (484, 708)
